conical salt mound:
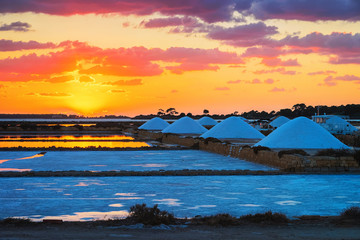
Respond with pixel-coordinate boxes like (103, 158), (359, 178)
(138, 117), (170, 131)
(270, 116), (290, 128)
(200, 116), (265, 139)
(162, 116), (207, 134)
(326, 116), (358, 134)
(198, 116), (218, 126)
(254, 117), (350, 149)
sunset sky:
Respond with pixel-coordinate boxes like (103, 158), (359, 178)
(0, 0), (359, 116)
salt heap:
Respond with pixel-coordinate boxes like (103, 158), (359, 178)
(325, 116), (358, 134)
(198, 116), (218, 126)
(200, 116), (265, 140)
(138, 117), (170, 131)
(254, 117), (350, 149)
(269, 116), (290, 128)
(162, 116), (207, 135)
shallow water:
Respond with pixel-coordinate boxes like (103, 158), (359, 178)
(0, 175), (359, 220)
(0, 150), (275, 172)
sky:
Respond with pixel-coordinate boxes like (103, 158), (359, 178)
(0, 0), (359, 117)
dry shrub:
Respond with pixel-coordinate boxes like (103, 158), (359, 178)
(191, 214), (238, 226)
(0, 217), (32, 225)
(127, 204), (175, 225)
(278, 149), (309, 158)
(252, 146), (271, 154)
(315, 149), (353, 157)
(239, 211), (289, 224)
(340, 206), (360, 219)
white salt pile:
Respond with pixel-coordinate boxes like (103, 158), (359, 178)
(200, 116), (265, 139)
(254, 117), (350, 149)
(162, 116), (207, 134)
(138, 117), (170, 131)
(197, 116), (218, 126)
(269, 116), (290, 128)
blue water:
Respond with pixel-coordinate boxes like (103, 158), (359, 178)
(0, 150), (275, 172)
(0, 175), (359, 221)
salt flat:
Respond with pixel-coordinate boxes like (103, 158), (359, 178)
(0, 150), (275, 172)
(0, 175), (359, 220)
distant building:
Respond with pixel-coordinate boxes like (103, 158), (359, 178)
(312, 115), (357, 135)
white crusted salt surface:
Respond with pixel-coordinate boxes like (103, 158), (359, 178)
(1, 175), (359, 220)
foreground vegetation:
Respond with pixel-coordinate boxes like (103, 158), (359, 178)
(1, 205), (359, 227)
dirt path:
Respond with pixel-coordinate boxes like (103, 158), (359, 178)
(1, 222), (360, 240)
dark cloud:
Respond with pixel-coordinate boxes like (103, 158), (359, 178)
(247, 0), (360, 21)
(0, 39), (56, 51)
(0, 0), (358, 22)
(0, 21), (31, 32)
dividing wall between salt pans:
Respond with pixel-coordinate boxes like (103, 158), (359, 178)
(138, 130), (360, 173)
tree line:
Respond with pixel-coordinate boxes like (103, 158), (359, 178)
(133, 104), (360, 120)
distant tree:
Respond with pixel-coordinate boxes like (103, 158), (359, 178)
(166, 108), (178, 115)
(233, 111), (239, 115)
(157, 108), (165, 116)
(203, 109), (209, 115)
(186, 112), (193, 117)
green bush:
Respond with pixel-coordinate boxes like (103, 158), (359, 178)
(239, 211), (289, 223)
(278, 149), (309, 158)
(340, 206), (360, 219)
(127, 204), (175, 225)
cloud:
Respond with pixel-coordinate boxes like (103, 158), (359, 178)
(215, 87), (230, 91)
(323, 74), (360, 86)
(0, 21), (31, 32)
(308, 70), (337, 75)
(261, 58), (300, 67)
(253, 68), (297, 75)
(264, 78), (274, 84)
(1, 1), (359, 22)
(0, 42), (243, 82)
(269, 87), (285, 92)
(109, 89), (126, 93)
(207, 22), (278, 47)
(28, 92), (72, 97)
(79, 76), (94, 83)
(247, 0), (360, 21)
(171, 89), (178, 93)
(47, 75), (74, 83)
(103, 79), (143, 86)
(251, 78), (261, 84)
(0, 84), (4, 88)
(0, 39), (57, 51)
(227, 80), (242, 84)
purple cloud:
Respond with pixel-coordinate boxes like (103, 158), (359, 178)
(227, 79), (242, 84)
(323, 74), (360, 86)
(215, 87), (230, 91)
(0, 21), (31, 32)
(0, 39), (56, 51)
(1, 0), (358, 22)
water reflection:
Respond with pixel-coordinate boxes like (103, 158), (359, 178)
(0, 135), (134, 141)
(0, 141), (149, 148)
(0, 152), (46, 164)
(39, 210), (129, 221)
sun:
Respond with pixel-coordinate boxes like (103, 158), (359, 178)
(66, 95), (107, 116)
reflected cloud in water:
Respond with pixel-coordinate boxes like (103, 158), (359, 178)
(153, 198), (182, 206)
(38, 210), (129, 221)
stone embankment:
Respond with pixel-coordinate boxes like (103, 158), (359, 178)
(138, 130), (360, 173)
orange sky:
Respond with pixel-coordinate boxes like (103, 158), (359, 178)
(0, 1), (359, 116)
